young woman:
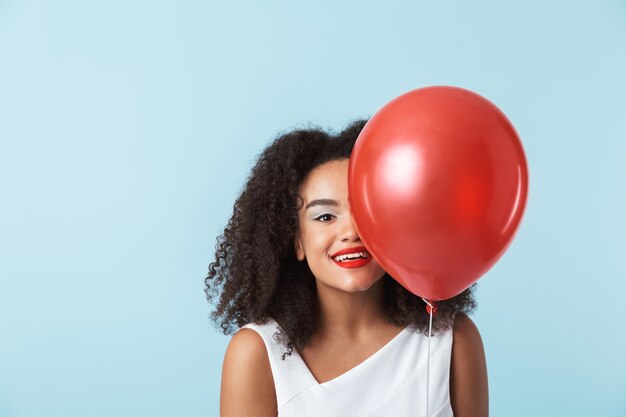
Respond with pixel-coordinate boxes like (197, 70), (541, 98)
(205, 120), (488, 417)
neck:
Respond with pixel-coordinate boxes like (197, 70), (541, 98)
(314, 278), (389, 339)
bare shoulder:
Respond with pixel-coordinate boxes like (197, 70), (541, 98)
(450, 312), (489, 417)
(221, 328), (277, 417)
(452, 312), (483, 347)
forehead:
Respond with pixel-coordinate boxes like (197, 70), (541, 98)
(299, 159), (349, 199)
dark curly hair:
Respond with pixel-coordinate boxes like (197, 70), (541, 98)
(205, 119), (477, 358)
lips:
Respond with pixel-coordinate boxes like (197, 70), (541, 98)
(331, 246), (372, 269)
(331, 246), (369, 258)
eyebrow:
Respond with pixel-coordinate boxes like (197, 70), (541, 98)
(305, 198), (340, 210)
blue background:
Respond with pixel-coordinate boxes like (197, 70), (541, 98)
(1, 1), (625, 416)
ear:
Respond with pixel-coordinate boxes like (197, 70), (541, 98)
(294, 234), (305, 261)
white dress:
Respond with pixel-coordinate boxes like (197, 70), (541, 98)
(241, 316), (455, 417)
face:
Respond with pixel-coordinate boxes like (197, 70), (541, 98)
(294, 159), (386, 293)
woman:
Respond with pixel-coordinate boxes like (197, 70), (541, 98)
(205, 120), (488, 416)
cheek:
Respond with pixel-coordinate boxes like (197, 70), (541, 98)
(371, 260), (387, 277)
(302, 230), (332, 253)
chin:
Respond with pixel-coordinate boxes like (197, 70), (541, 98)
(336, 275), (383, 293)
(312, 265), (386, 293)
(342, 284), (376, 293)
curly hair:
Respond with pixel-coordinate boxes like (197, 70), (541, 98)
(205, 119), (477, 358)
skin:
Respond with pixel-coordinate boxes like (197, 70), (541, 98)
(221, 159), (488, 416)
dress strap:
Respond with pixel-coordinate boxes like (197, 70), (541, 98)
(241, 320), (317, 411)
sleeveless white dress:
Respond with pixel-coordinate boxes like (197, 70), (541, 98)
(242, 316), (455, 417)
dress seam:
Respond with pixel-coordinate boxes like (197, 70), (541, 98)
(359, 329), (452, 416)
(277, 382), (317, 414)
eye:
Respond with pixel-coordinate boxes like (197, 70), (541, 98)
(314, 213), (335, 222)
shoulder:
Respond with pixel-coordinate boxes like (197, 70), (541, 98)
(452, 312), (483, 347)
(223, 327), (270, 369)
(450, 312), (489, 417)
(221, 328), (277, 417)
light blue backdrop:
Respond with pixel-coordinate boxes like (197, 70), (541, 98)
(1, 1), (624, 416)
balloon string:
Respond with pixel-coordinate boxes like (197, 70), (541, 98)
(422, 297), (434, 417)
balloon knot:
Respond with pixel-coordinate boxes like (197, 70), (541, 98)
(425, 300), (438, 316)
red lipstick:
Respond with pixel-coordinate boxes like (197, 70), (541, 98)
(331, 246), (372, 269)
(331, 246), (368, 258)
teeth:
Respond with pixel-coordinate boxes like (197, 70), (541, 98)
(333, 252), (369, 262)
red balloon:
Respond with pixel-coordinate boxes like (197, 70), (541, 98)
(348, 86), (528, 301)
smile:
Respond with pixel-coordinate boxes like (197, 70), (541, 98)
(333, 252), (369, 262)
(332, 256), (371, 269)
(331, 251), (372, 269)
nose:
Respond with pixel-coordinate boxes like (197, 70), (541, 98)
(339, 213), (361, 242)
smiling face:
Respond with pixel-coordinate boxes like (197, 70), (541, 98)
(294, 159), (386, 293)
